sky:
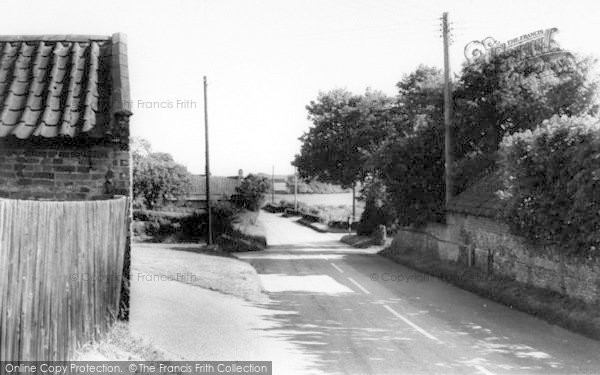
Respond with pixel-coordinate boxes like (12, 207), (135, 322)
(2, 0), (599, 176)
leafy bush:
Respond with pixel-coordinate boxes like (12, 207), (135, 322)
(378, 122), (446, 226)
(232, 174), (269, 211)
(498, 115), (600, 255)
(357, 178), (395, 235)
(133, 149), (192, 210)
(179, 211), (206, 237)
(134, 202), (238, 241)
(212, 201), (238, 235)
(262, 203), (287, 213)
(453, 51), (599, 164)
(133, 209), (189, 222)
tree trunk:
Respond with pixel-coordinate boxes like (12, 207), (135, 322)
(352, 183), (356, 221)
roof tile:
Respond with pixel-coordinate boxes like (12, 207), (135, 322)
(0, 36), (117, 139)
(447, 170), (505, 219)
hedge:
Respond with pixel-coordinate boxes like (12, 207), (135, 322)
(498, 115), (600, 256)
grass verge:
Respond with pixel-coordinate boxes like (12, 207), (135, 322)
(133, 243), (266, 303)
(231, 210), (267, 247)
(74, 322), (177, 361)
(380, 246), (600, 341)
(341, 234), (378, 248)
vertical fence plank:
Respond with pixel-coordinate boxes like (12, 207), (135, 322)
(0, 200), (8, 360)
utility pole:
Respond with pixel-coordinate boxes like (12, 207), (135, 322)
(271, 165), (275, 204)
(203, 76), (212, 245)
(293, 167), (298, 212)
(352, 183), (356, 222)
(442, 12), (454, 207)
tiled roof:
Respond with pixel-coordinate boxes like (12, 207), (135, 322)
(0, 34), (126, 139)
(187, 175), (241, 199)
(447, 170), (505, 218)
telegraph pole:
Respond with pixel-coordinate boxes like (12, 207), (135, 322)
(442, 12), (454, 207)
(293, 167), (298, 212)
(203, 76), (213, 245)
(271, 165), (275, 204)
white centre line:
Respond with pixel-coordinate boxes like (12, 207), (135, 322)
(474, 365), (495, 375)
(347, 277), (370, 294)
(382, 304), (441, 343)
(330, 263), (344, 273)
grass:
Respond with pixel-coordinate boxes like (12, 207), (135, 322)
(380, 245), (600, 341)
(309, 204), (357, 223)
(273, 199), (364, 224)
(341, 234), (380, 248)
(132, 243), (267, 303)
(232, 210), (267, 245)
(74, 322), (177, 361)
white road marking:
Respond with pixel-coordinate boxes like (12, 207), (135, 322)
(382, 304), (441, 343)
(347, 277), (370, 294)
(259, 274), (354, 293)
(474, 365), (495, 375)
(320, 254), (328, 260)
(331, 263), (344, 273)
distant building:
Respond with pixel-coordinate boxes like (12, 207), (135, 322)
(176, 170), (243, 208)
(272, 179), (288, 194)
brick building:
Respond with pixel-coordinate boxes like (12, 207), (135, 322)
(0, 33), (133, 319)
(0, 33), (132, 200)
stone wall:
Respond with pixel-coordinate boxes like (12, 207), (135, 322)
(0, 138), (130, 201)
(387, 214), (600, 303)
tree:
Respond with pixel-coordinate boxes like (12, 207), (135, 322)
(133, 141), (191, 209)
(452, 50), (599, 190)
(372, 66), (446, 225)
(294, 88), (395, 217)
(132, 137), (152, 159)
(232, 174), (270, 211)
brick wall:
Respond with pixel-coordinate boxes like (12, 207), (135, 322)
(0, 138), (130, 201)
(386, 213), (600, 303)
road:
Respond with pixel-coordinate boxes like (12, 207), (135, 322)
(234, 211), (600, 374)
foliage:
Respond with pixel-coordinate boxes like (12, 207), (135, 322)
(357, 176), (395, 235)
(294, 88), (396, 189)
(294, 50), (599, 230)
(285, 175), (348, 194)
(373, 66), (446, 226)
(179, 211), (207, 238)
(211, 201), (238, 234)
(178, 202), (238, 238)
(232, 174), (269, 211)
(132, 139), (192, 210)
(453, 51), (599, 182)
(498, 115), (600, 255)
(134, 202), (239, 241)
(380, 123), (446, 226)
(374, 52), (599, 226)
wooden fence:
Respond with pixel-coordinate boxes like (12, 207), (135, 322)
(0, 197), (129, 360)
